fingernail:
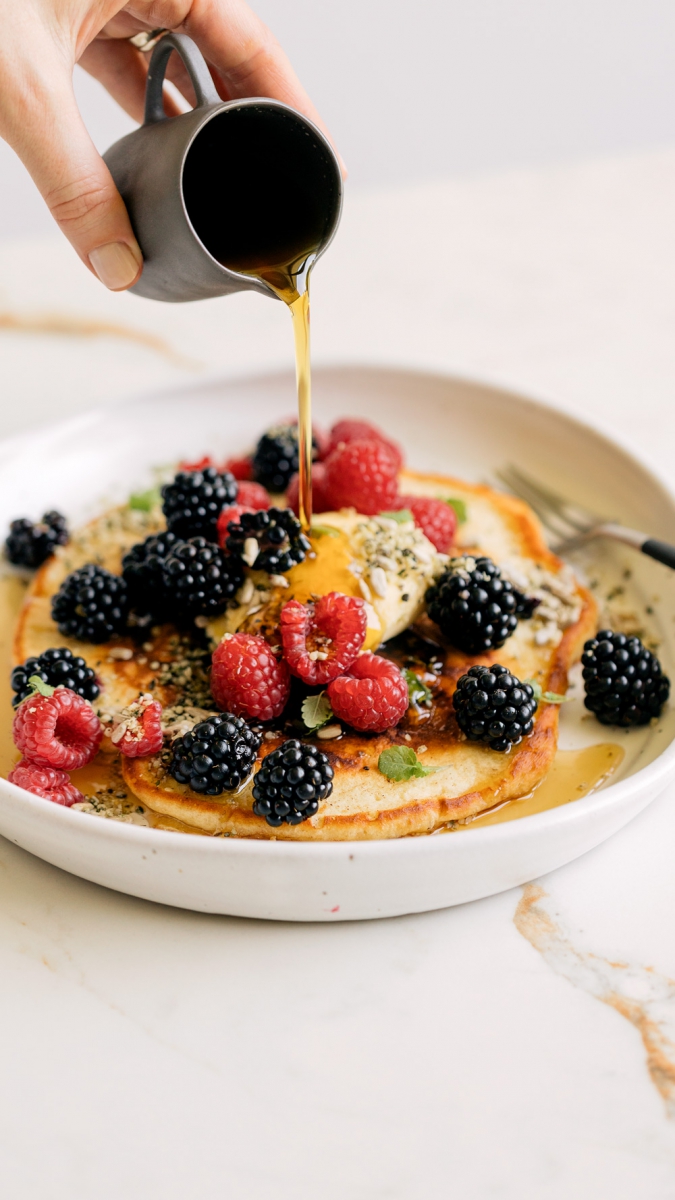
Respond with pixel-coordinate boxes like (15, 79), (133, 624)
(89, 241), (143, 291)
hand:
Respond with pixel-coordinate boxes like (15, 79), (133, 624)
(0, 1), (337, 291)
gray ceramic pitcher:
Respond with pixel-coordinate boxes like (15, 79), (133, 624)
(103, 33), (343, 303)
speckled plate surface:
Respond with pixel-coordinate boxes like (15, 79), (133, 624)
(0, 365), (674, 920)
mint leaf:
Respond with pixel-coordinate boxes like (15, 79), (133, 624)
(379, 509), (413, 523)
(302, 691), (334, 731)
(129, 487), (161, 512)
(27, 675), (55, 698)
(378, 744), (432, 781)
(404, 669), (433, 707)
(444, 497), (467, 524)
(525, 679), (570, 705)
(309, 524), (340, 539)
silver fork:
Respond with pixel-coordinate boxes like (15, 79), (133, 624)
(496, 465), (675, 571)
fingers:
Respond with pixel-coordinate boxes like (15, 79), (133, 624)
(0, 40), (143, 290)
(182, 0), (346, 173)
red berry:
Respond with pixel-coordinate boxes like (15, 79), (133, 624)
(327, 653), (409, 732)
(286, 462), (331, 516)
(398, 494), (457, 552)
(211, 633), (290, 721)
(328, 419), (404, 470)
(223, 455), (253, 481)
(13, 687), (102, 770)
(8, 760), (84, 806)
(236, 480), (270, 510)
(323, 439), (400, 515)
(179, 455), (216, 472)
(217, 504), (255, 548)
(110, 694), (163, 758)
(280, 592), (367, 685)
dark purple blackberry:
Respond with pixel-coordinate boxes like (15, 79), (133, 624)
(582, 630), (670, 726)
(51, 564), (129, 643)
(252, 739), (334, 826)
(453, 664), (537, 752)
(161, 537), (244, 619)
(252, 424), (320, 493)
(161, 467), (237, 540)
(122, 530), (180, 619)
(226, 507), (310, 574)
(5, 511), (68, 569)
(11, 647), (99, 707)
(168, 713), (261, 794)
(426, 556), (536, 653)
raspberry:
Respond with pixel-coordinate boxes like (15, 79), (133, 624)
(8, 760), (83, 807)
(280, 592), (367, 685)
(211, 633), (290, 721)
(323, 440), (399, 515)
(223, 455), (253, 481)
(110, 694), (163, 757)
(236, 481), (270, 510)
(179, 455), (215, 472)
(327, 652), (409, 732)
(216, 505), (255, 548)
(286, 462), (332, 516)
(398, 495), (456, 552)
(13, 686), (103, 770)
(328, 419), (403, 470)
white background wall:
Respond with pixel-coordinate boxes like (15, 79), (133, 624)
(1, 0), (675, 238)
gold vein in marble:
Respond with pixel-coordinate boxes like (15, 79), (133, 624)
(515, 884), (675, 1118)
(0, 310), (199, 368)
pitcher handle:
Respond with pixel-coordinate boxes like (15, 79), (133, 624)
(144, 32), (220, 124)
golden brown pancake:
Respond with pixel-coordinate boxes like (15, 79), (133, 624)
(12, 471), (596, 839)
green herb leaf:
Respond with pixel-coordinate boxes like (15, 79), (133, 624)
(309, 524), (341, 539)
(444, 497), (467, 524)
(378, 744), (432, 781)
(129, 487), (161, 513)
(379, 509), (413, 523)
(404, 668), (433, 707)
(301, 691), (334, 731)
(525, 679), (570, 705)
(27, 675), (55, 698)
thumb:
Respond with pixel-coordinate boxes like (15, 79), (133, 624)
(1, 54), (143, 291)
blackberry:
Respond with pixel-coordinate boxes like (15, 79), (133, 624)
(122, 530), (180, 619)
(252, 424), (319, 493)
(453, 664), (537, 752)
(162, 537), (244, 619)
(169, 713), (261, 794)
(426, 556), (536, 654)
(51, 564), (130, 643)
(582, 630), (670, 726)
(252, 739), (334, 826)
(226, 507), (310, 574)
(161, 467), (237, 540)
(11, 647), (99, 708)
(5, 511), (68, 568)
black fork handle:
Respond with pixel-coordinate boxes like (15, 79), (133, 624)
(642, 539), (675, 571)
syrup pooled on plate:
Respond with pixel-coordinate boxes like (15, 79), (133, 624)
(182, 105), (340, 531)
(454, 742), (624, 829)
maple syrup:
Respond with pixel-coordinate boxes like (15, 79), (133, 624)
(182, 105), (339, 530)
(454, 742), (625, 830)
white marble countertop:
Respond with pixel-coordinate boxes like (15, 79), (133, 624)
(2, 148), (675, 1198)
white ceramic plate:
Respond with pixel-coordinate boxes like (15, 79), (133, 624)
(1, 365), (674, 921)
